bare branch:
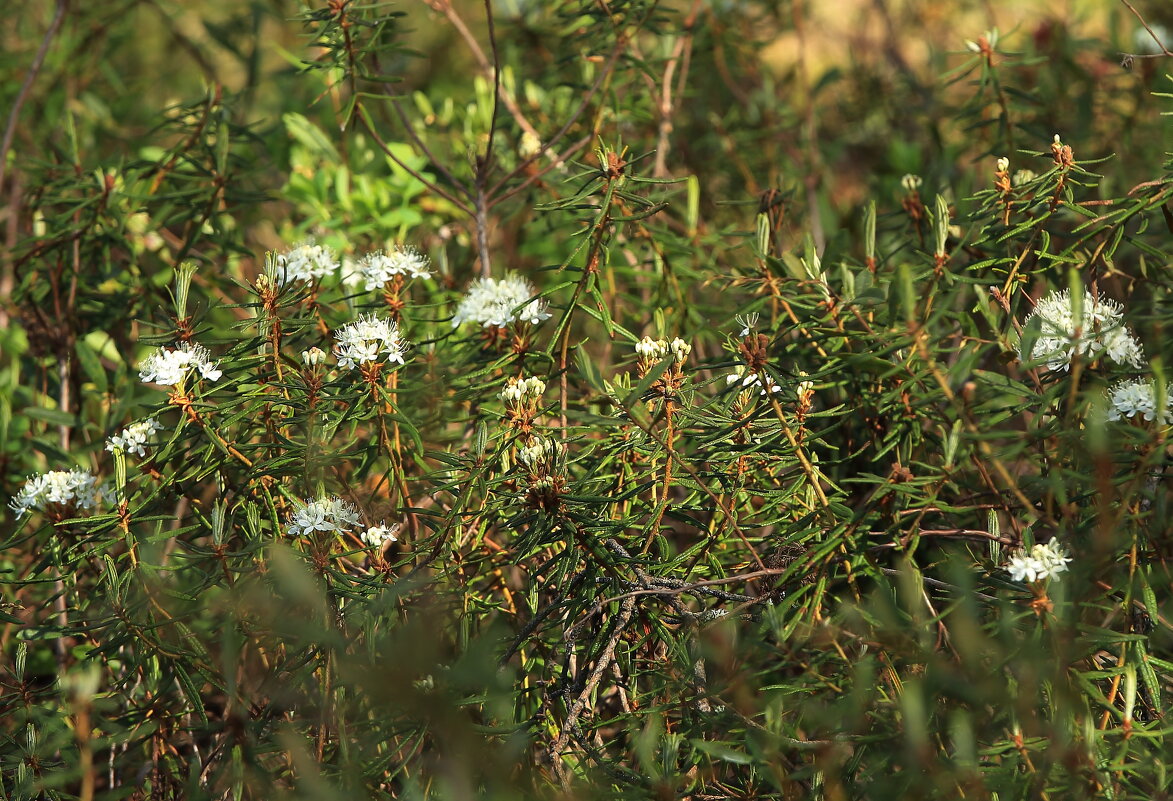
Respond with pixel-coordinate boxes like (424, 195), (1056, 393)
(0, 0), (69, 193)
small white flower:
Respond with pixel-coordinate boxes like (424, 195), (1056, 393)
(1107, 378), (1172, 424)
(106, 419), (163, 458)
(669, 338), (691, 362)
(797, 376), (815, 399)
(726, 366), (780, 396)
(276, 241), (339, 285)
(361, 523), (400, 548)
(452, 272), (551, 329)
(1020, 289), (1143, 371)
(996, 156), (1010, 173)
(1006, 552), (1043, 583)
(735, 313), (759, 338)
(301, 347), (327, 366)
(358, 246), (432, 290)
(333, 314), (408, 370)
(286, 496), (361, 538)
(1005, 537), (1071, 583)
(901, 174), (923, 193)
(139, 343), (223, 387)
(10, 469), (100, 518)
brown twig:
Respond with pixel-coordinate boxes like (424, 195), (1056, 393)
(0, 0), (68, 332)
(0, 0), (68, 194)
(550, 596), (636, 784)
(651, 1), (702, 178)
(1119, 0), (1173, 57)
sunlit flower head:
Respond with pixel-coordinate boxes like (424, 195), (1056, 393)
(106, 419), (163, 458)
(285, 496), (361, 539)
(1107, 378), (1172, 424)
(276, 241), (339, 285)
(139, 343), (223, 387)
(452, 273), (550, 329)
(1005, 537), (1072, 583)
(10, 469), (100, 519)
(361, 523), (400, 548)
(333, 314), (408, 371)
(358, 246), (432, 290)
(634, 337), (689, 365)
(1020, 289), (1143, 371)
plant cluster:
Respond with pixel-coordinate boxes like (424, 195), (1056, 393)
(2, 2), (1173, 800)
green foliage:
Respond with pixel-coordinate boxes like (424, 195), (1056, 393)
(3, 2), (1173, 799)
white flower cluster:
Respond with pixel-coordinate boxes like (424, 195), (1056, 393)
(276, 241), (339, 284)
(10, 469), (100, 518)
(635, 337), (691, 362)
(452, 273), (551, 329)
(1005, 537), (1072, 584)
(726, 365), (780, 396)
(361, 523), (400, 548)
(357, 246), (432, 289)
(139, 343), (223, 387)
(333, 314), (408, 370)
(995, 156), (1010, 173)
(106, 419), (162, 458)
(901, 174), (923, 193)
(518, 437), (563, 472)
(501, 376), (546, 404)
(1021, 289), (1144, 372)
(286, 496), (361, 538)
(1107, 378), (1172, 425)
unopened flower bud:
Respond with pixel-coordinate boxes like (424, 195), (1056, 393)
(635, 337), (669, 361)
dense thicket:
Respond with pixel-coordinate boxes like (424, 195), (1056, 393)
(3, 2), (1173, 799)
